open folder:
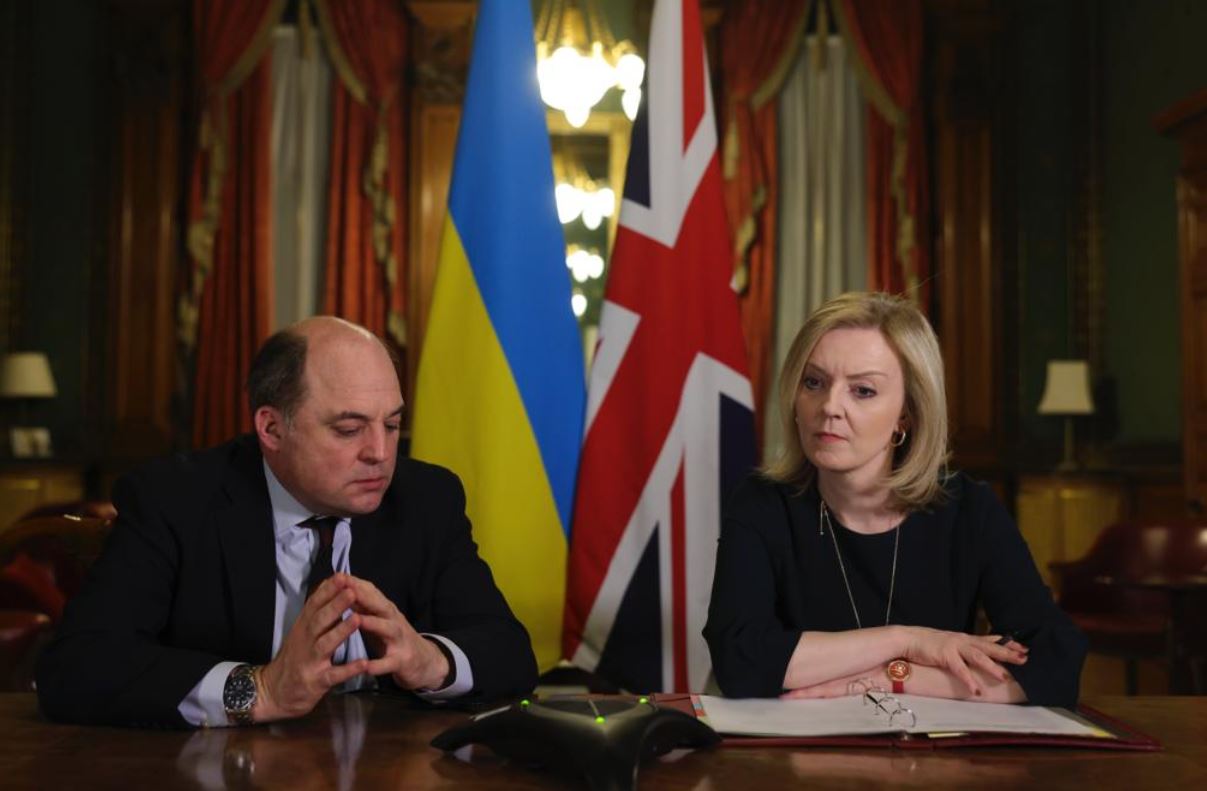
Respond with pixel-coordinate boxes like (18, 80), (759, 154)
(652, 693), (1160, 751)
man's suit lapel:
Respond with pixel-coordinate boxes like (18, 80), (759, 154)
(350, 507), (388, 588)
(350, 468), (409, 596)
(215, 437), (277, 663)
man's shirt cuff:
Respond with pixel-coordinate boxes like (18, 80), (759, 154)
(178, 661), (242, 727)
(415, 634), (473, 699)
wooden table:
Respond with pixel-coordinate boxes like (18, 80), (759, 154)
(1105, 574), (1207, 694)
(1, 693), (1205, 788)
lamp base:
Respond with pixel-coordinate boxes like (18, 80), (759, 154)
(1054, 417), (1079, 472)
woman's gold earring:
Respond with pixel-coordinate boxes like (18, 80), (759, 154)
(891, 427), (907, 447)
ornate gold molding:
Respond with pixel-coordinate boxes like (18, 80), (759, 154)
(407, 1), (474, 105)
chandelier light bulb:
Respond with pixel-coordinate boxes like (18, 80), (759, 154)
(552, 43), (578, 61)
(615, 52), (645, 91)
(540, 45), (586, 111)
(568, 249), (587, 277)
(621, 87), (642, 121)
(571, 293), (588, 317)
(582, 44), (614, 105)
(567, 248), (593, 282)
(581, 204), (603, 230)
(564, 103), (590, 128)
(555, 183), (583, 224)
(536, 59), (558, 106)
(593, 187), (615, 218)
(587, 252), (605, 280)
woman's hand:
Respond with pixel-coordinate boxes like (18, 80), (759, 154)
(778, 626), (1028, 698)
(780, 651), (1028, 704)
(899, 627), (1027, 697)
(904, 663), (1027, 702)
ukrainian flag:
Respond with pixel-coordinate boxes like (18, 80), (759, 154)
(410, 0), (585, 672)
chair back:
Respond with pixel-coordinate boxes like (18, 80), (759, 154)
(0, 516), (114, 618)
(1052, 521), (1207, 615)
(16, 500), (117, 523)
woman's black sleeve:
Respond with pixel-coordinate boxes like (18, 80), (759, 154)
(970, 481), (1088, 706)
(703, 480), (801, 698)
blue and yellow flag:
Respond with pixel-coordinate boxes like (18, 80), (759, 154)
(410, 0), (585, 672)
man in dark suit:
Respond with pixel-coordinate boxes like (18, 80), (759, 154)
(36, 317), (537, 727)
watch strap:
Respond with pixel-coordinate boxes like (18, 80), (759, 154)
(886, 658), (911, 695)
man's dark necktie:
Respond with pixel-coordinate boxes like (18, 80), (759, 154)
(303, 516), (340, 598)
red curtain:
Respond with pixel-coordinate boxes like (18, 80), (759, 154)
(185, 0), (283, 449)
(836, 0), (930, 308)
(315, 0), (409, 365)
(719, 0), (809, 450)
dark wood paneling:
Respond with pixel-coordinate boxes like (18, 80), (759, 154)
(1180, 173), (1207, 511)
(1156, 90), (1207, 515)
(928, 2), (1005, 473)
(103, 4), (189, 460)
(0, 2), (31, 353)
(407, 105), (460, 412)
(404, 1), (473, 423)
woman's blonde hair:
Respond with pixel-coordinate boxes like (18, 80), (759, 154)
(762, 291), (949, 509)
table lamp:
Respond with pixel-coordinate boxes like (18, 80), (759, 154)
(0, 351), (57, 457)
(1037, 359), (1094, 471)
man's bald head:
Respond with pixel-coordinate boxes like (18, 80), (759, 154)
(251, 316), (404, 516)
(247, 316), (397, 422)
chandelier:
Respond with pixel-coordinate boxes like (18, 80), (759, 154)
(535, 0), (645, 127)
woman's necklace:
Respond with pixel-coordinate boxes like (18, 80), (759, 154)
(819, 499), (901, 629)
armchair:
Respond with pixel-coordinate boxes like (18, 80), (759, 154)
(1049, 520), (1207, 694)
(0, 515), (113, 690)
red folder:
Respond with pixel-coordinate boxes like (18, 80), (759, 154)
(652, 694), (1161, 751)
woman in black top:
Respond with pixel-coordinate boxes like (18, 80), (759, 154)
(703, 292), (1086, 706)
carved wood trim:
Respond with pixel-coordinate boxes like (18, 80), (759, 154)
(104, 6), (188, 459)
(0, 2), (29, 354)
(926, 0), (1006, 474)
(407, 0), (474, 105)
(1155, 92), (1207, 515)
(403, 2), (475, 424)
(406, 105), (460, 423)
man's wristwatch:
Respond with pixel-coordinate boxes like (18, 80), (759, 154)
(223, 664), (260, 726)
(886, 658), (911, 695)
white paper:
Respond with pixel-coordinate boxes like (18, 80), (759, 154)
(696, 693), (1110, 739)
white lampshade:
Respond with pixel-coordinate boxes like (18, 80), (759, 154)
(0, 352), (57, 399)
(1037, 359), (1094, 416)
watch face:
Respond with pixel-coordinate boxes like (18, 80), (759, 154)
(887, 659), (911, 682)
(224, 667), (257, 713)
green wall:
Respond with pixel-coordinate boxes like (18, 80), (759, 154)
(1011, 0), (1205, 451)
(1012, 0), (1077, 448)
(1099, 0), (1207, 445)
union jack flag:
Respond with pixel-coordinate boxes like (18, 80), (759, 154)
(563, 0), (756, 693)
